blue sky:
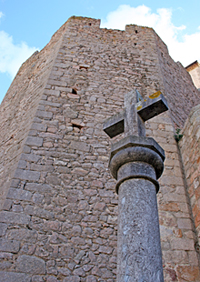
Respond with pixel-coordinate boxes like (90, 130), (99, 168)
(0, 0), (200, 103)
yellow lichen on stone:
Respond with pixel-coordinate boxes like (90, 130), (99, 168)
(137, 105), (142, 111)
(149, 90), (161, 99)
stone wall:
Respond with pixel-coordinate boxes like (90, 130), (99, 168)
(0, 16), (200, 281)
(180, 104), (200, 247)
(0, 20), (68, 210)
(186, 61), (200, 90)
(147, 112), (200, 281)
(154, 34), (200, 127)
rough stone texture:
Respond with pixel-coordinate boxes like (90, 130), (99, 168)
(16, 255), (46, 274)
(0, 238), (20, 253)
(117, 178), (163, 281)
(155, 35), (199, 127)
(0, 211), (30, 224)
(180, 104), (200, 249)
(0, 21), (67, 209)
(0, 16), (199, 281)
(0, 271), (31, 282)
(186, 61), (200, 90)
(146, 112), (200, 281)
(108, 137), (165, 281)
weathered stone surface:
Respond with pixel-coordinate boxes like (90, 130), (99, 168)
(69, 141), (90, 152)
(25, 136), (43, 147)
(30, 123), (47, 131)
(32, 275), (45, 282)
(179, 105), (200, 252)
(44, 221), (61, 231)
(63, 276), (80, 282)
(117, 178), (164, 281)
(86, 275), (97, 282)
(71, 168), (88, 176)
(25, 183), (52, 193)
(47, 276), (58, 282)
(0, 211), (30, 225)
(43, 89), (60, 96)
(177, 265), (200, 281)
(2, 199), (12, 211)
(14, 169), (40, 181)
(21, 153), (41, 162)
(63, 107), (78, 118)
(0, 223), (7, 236)
(16, 255), (46, 274)
(24, 205), (54, 219)
(7, 188), (32, 201)
(0, 271), (31, 282)
(7, 229), (37, 242)
(36, 110), (53, 119)
(0, 261), (12, 270)
(0, 239), (20, 253)
(171, 238), (194, 250)
(58, 267), (71, 276)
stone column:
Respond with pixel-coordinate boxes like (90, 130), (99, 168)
(109, 136), (165, 282)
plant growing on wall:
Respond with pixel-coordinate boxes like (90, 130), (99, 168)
(174, 128), (183, 142)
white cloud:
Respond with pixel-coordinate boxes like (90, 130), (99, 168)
(0, 21), (38, 78)
(101, 5), (200, 67)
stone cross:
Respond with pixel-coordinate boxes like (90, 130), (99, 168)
(103, 89), (168, 138)
(103, 89), (168, 282)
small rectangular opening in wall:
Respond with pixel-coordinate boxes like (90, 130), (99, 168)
(72, 123), (83, 130)
(72, 88), (77, 94)
(79, 65), (89, 70)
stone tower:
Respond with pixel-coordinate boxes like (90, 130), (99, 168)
(0, 16), (200, 281)
(186, 61), (200, 90)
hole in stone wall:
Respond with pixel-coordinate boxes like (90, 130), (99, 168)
(135, 30), (138, 33)
(72, 123), (83, 130)
(134, 43), (137, 46)
(89, 23), (91, 26)
(79, 65), (89, 70)
(72, 88), (77, 94)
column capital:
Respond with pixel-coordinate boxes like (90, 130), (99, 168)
(109, 136), (165, 194)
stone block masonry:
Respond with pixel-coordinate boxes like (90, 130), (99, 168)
(0, 16), (200, 281)
(180, 105), (200, 252)
(0, 20), (68, 210)
(186, 61), (200, 90)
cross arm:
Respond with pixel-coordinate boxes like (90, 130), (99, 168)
(103, 111), (125, 138)
(137, 92), (168, 122)
(103, 90), (168, 139)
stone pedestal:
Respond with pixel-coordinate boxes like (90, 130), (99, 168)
(109, 136), (165, 282)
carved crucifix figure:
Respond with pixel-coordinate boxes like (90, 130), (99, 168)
(103, 89), (168, 282)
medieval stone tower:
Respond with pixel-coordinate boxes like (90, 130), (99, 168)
(0, 16), (200, 281)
